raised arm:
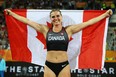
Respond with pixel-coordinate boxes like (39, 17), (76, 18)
(5, 9), (48, 33)
(66, 9), (113, 35)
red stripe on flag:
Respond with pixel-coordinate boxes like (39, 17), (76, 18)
(79, 10), (106, 69)
(5, 9), (32, 62)
(36, 32), (46, 49)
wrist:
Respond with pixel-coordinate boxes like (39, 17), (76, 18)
(8, 12), (12, 16)
(7, 10), (13, 16)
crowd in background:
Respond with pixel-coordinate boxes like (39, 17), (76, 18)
(0, 0), (116, 50)
(1, 0), (116, 10)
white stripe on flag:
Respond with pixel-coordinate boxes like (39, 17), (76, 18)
(101, 17), (109, 69)
(27, 10), (48, 66)
(27, 10), (84, 68)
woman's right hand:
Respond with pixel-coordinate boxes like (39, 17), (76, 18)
(5, 9), (12, 15)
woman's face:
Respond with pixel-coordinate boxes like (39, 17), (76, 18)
(50, 11), (62, 26)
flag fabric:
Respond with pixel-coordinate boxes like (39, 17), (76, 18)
(4, 9), (109, 70)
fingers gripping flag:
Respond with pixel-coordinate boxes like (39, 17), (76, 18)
(4, 9), (109, 69)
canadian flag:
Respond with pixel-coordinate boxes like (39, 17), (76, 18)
(4, 9), (109, 69)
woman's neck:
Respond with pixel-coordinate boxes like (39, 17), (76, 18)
(53, 25), (62, 32)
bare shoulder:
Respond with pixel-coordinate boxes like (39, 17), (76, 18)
(64, 25), (71, 31)
(64, 24), (77, 32)
(64, 23), (83, 35)
(64, 25), (72, 35)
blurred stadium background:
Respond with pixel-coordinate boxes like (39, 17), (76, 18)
(0, 0), (116, 77)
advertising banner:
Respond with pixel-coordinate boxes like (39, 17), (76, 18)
(5, 61), (116, 77)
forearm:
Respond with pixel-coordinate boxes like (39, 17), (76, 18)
(6, 9), (49, 33)
(8, 10), (29, 24)
(70, 10), (113, 34)
(87, 9), (112, 26)
(87, 12), (107, 25)
(7, 10), (40, 30)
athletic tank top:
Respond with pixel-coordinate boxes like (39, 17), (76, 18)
(46, 27), (69, 51)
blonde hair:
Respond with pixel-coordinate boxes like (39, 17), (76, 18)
(50, 9), (62, 17)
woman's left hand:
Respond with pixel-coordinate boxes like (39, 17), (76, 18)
(105, 9), (113, 17)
